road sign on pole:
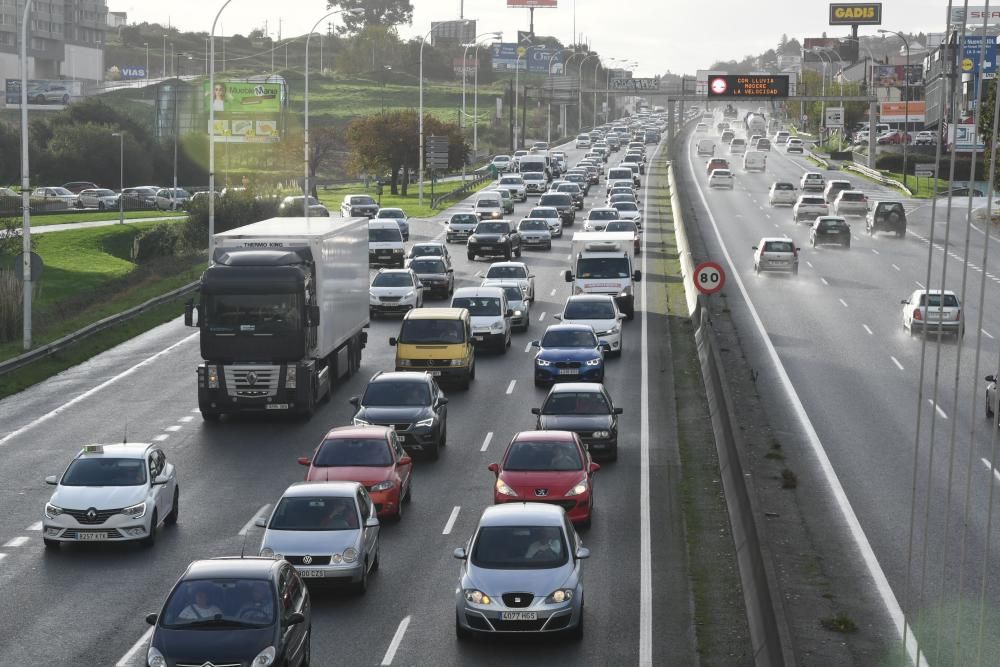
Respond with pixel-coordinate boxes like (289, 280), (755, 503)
(914, 164), (937, 177)
(694, 261), (725, 295)
(426, 135), (450, 171)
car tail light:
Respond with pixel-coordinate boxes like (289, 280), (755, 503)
(913, 309), (922, 321)
(792, 246), (798, 257)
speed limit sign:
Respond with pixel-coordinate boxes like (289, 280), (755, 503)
(694, 261), (725, 295)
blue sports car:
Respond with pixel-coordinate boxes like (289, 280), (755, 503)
(531, 324), (606, 387)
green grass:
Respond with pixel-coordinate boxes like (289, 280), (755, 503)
(29, 210), (185, 226)
(317, 177), (492, 218)
(882, 171), (948, 198)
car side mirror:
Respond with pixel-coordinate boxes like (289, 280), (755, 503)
(600, 342), (611, 353)
(365, 516), (380, 528)
(614, 407), (624, 415)
(987, 375), (996, 382)
(349, 396), (360, 408)
(553, 314), (562, 321)
(564, 270), (574, 282)
(575, 547), (591, 560)
(152, 475), (169, 486)
(416, 282), (424, 290)
(900, 299), (908, 305)
(438, 397), (449, 406)
(255, 517), (267, 528)
(284, 611), (306, 627)
(389, 337), (397, 346)
(633, 270), (642, 282)
(530, 340), (540, 348)
(531, 407), (541, 415)
(752, 246), (759, 250)
(529, 273), (536, 278)
(589, 462), (601, 474)
(296, 457), (311, 466)
(399, 455), (412, 466)
(453, 547), (467, 560)
(488, 463), (500, 475)
(45, 475), (58, 485)
(145, 613), (158, 626)
(506, 309), (514, 318)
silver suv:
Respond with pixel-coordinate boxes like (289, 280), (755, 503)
(753, 237), (799, 275)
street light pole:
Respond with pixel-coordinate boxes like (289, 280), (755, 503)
(879, 29), (910, 190)
(420, 24), (468, 205)
(592, 60), (601, 128)
(19, 0), (35, 350)
(112, 132), (124, 225)
(144, 42), (149, 81)
(462, 32), (502, 180)
(579, 53), (598, 130)
(546, 49), (573, 144)
(563, 51), (584, 133)
(208, 0), (235, 264)
(514, 51), (524, 149)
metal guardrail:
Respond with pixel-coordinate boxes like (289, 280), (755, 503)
(430, 172), (492, 210)
(807, 151), (830, 169)
(0, 280), (199, 377)
(844, 161), (913, 197)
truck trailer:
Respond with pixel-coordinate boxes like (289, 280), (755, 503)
(185, 217), (370, 420)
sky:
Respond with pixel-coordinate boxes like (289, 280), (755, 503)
(115, 0), (959, 76)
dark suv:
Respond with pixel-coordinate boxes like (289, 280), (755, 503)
(866, 200), (907, 238)
(538, 192), (576, 226)
(350, 371), (449, 460)
(467, 220), (521, 261)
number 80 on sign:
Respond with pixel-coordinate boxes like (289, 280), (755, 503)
(694, 261), (725, 295)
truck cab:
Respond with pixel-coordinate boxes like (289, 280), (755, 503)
(564, 232), (642, 320)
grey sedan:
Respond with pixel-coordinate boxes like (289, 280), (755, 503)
(454, 503), (588, 639)
(482, 280), (530, 332)
(517, 218), (553, 250)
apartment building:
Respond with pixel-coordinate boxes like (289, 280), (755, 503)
(0, 0), (108, 84)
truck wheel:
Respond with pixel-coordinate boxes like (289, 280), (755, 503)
(625, 307), (635, 321)
(515, 246), (522, 258)
(504, 249), (512, 261)
(467, 252), (475, 261)
(201, 409), (221, 422)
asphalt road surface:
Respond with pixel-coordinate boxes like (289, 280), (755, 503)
(0, 138), (700, 665)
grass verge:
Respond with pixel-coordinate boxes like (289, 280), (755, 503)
(28, 210), (186, 226)
(318, 177), (492, 218)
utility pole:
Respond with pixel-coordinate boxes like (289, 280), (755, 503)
(508, 79), (514, 150)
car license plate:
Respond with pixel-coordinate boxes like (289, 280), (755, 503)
(527, 238), (539, 243)
(298, 569), (326, 578)
(266, 404), (289, 410)
(825, 230), (839, 234)
(78, 532), (107, 541)
(480, 246), (494, 252)
(501, 611), (537, 621)
(558, 369), (579, 375)
(429, 370), (442, 376)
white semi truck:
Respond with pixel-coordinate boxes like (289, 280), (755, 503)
(564, 231), (642, 320)
(185, 217), (370, 420)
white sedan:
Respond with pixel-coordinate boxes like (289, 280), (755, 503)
(555, 294), (624, 357)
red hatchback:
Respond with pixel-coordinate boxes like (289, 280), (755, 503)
(298, 425), (413, 520)
(706, 157), (729, 176)
(488, 430), (599, 527)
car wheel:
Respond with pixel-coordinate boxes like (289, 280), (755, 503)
(456, 614), (474, 641)
(810, 237), (815, 247)
(754, 263), (760, 275)
(165, 489), (179, 526)
(987, 396), (994, 419)
(504, 249), (512, 261)
(98, 202), (105, 211)
(427, 439), (440, 461)
(371, 543), (380, 572)
(440, 425), (447, 448)
(201, 409), (221, 422)
(301, 630), (312, 667)
(141, 510), (158, 548)
(568, 604), (585, 640)
(897, 228), (906, 239)
(355, 558), (369, 595)
(467, 252), (475, 261)
(392, 495), (403, 522)
(43, 538), (60, 550)
(460, 370), (471, 390)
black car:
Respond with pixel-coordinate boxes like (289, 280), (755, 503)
(556, 183), (585, 209)
(341, 194), (379, 218)
(866, 200), (907, 238)
(538, 193), (577, 226)
(531, 383), (622, 462)
(809, 216), (851, 248)
(467, 221), (521, 261)
(564, 172), (590, 196)
(351, 371), (448, 460)
(408, 256), (454, 299)
(145, 557), (311, 667)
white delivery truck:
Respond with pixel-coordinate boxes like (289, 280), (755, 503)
(564, 231), (642, 320)
(185, 217), (370, 420)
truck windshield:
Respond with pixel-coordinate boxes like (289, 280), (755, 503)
(576, 257), (631, 279)
(398, 319), (466, 344)
(204, 293), (301, 335)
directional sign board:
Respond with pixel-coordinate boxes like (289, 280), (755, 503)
(825, 107), (845, 128)
(914, 164), (937, 177)
(610, 77), (660, 91)
(694, 261), (725, 295)
(426, 136), (450, 171)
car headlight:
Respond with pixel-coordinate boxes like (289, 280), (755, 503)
(586, 358), (602, 366)
(285, 366), (297, 389)
(343, 547), (358, 563)
(353, 417), (370, 426)
(260, 547), (275, 558)
(147, 646), (166, 667)
(464, 589), (492, 605)
(491, 320), (505, 332)
(495, 478), (518, 496)
(565, 479), (588, 496)
(448, 358), (466, 366)
(513, 310), (523, 317)
(415, 417), (435, 428)
(206, 364), (220, 389)
(251, 646), (276, 666)
(121, 502), (147, 519)
(44, 503), (64, 519)
(370, 480), (395, 492)
(535, 358), (551, 367)
(593, 430), (611, 439)
(545, 588), (575, 604)
(404, 291), (415, 299)
(369, 291), (380, 303)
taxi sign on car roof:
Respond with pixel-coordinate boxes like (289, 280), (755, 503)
(81, 444), (105, 454)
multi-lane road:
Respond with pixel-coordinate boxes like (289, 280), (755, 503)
(0, 138), (707, 665)
(679, 119), (1000, 662)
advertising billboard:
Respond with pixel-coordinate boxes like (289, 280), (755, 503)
(5, 79), (82, 107)
(205, 80), (284, 143)
(431, 20), (476, 47)
(829, 3), (882, 25)
(950, 6), (1000, 26)
(507, 0), (557, 6)
(948, 123), (986, 152)
(871, 64), (923, 87)
(879, 102), (926, 123)
(962, 35), (998, 75)
(490, 43), (564, 73)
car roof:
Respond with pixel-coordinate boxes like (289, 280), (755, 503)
(323, 425), (392, 440)
(529, 206), (558, 213)
(566, 294), (615, 304)
(815, 216), (847, 222)
(479, 502), (567, 527)
(378, 207), (405, 213)
(184, 557), (281, 581)
(544, 323), (595, 334)
(511, 430), (579, 443)
(282, 480), (364, 498)
(489, 261), (527, 269)
(406, 307), (466, 320)
(412, 242), (445, 248)
(759, 236), (794, 243)
(547, 382), (606, 394)
(482, 278), (525, 289)
(453, 285), (504, 298)
(73, 443), (154, 460)
(375, 268), (413, 275)
(369, 371), (430, 385)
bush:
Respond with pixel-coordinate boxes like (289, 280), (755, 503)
(874, 153), (986, 180)
(181, 192), (281, 251)
(0, 268), (20, 344)
(133, 223), (181, 262)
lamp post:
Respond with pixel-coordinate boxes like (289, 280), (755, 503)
(144, 42), (149, 80)
(578, 53), (599, 130)
(208, 0), (235, 264)
(462, 32), (502, 179)
(563, 51), (585, 132)
(162, 34), (166, 78)
(420, 21), (468, 205)
(304, 8), (364, 220)
(19, 0), (35, 350)
(879, 29), (911, 190)
(171, 51), (192, 212)
(380, 65), (391, 113)
(547, 48), (574, 144)
(811, 48), (832, 136)
(514, 50), (525, 149)
(111, 132), (124, 225)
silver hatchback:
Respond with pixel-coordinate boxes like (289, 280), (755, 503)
(753, 237), (799, 275)
(454, 503), (588, 639)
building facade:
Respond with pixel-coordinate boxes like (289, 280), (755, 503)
(0, 0), (108, 84)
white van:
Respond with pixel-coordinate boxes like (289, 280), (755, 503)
(368, 220), (405, 267)
(696, 138), (715, 156)
(742, 151), (767, 172)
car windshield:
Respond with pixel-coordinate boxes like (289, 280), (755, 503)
(606, 221), (638, 233)
(613, 203), (638, 213)
(350, 196), (376, 206)
(763, 241), (794, 253)
(576, 257), (630, 279)
(372, 273), (413, 287)
(93, 189), (116, 197)
(541, 195), (571, 206)
(451, 214), (477, 225)
(919, 294), (960, 307)
(409, 259), (446, 274)
(588, 210), (619, 221)
(161, 579), (275, 629)
(817, 220), (846, 230)
(363, 381), (430, 406)
(475, 223), (507, 234)
(370, 228), (402, 242)
(52, 187), (73, 196)
(500, 177), (522, 185)
(486, 266), (527, 280)
(477, 198), (501, 208)
(499, 286), (523, 302)
(315, 438), (392, 467)
(398, 319), (465, 344)
(61, 457), (147, 486)
(529, 209), (557, 218)
(410, 245), (443, 257)
(541, 329), (598, 348)
(523, 172), (544, 180)
(564, 300), (616, 320)
(452, 296), (502, 316)
(557, 185), (580, 194)
(376, 210), (403, 219)
(801, 198), (825, 205)
(520, 221), (548, 232)
(878, 203), (905, 215)
(268, 496), (359, 531)
(505, 441), (582, 472)
(203, 293), (301, 336)
(472, 525), (569, 569)
(840, 192), (864, 201)
(774, 183), (794, 191)
(542, 390), (611, 415)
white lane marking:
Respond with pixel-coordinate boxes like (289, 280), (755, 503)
(983, 329), (995, 340)
(179, 416), (194, 423)
(891, 356), (904, 371)
(774, 223), (779, 229)
(838, 298), (848, 308)
(191, 408), (200, 413)
(765, 213), (771, 219)
(442, 506), (461, 535)
(238, 504), (271, 536)
(153, 434), (169, 442)
(550, 288), (557, 296)
(820, 277), (829, 286)
(26, 521), (42, 531)
(871, 248), (880, 255)
(524, 341), (533, 353)
(114, 627), (153, 667)
(3, 536), (29, 548)
(892, 264), (901, 271)
(164, 425), (181, 432)
(684, 140), (927, 667)
(981, 458), (1000, 484)
(380, 616), (412, 666)
(0, 553), (6, 562)
(506, 380), (516, 395)
(539, 311), (547, 321)
(916, 281), (925, 289)
(480, 432), (493, 452)
(0, 333), (199, 448)
(806, 261), (813, 268)
(863, 324), (874, 336)
(929, 400), (948, 420)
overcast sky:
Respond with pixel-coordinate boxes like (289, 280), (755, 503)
(115, 0), (957, 76)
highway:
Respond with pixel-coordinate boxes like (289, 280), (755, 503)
(0, 138), (702, 665)
(678, 118), (1000, 662)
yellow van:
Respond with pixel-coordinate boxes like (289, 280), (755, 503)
(389, 308), (476, 389)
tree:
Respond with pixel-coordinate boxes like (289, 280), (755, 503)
(326, 0), (414, 36)
(279, 127), (344, 195)
(981, 80), (999, 192)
